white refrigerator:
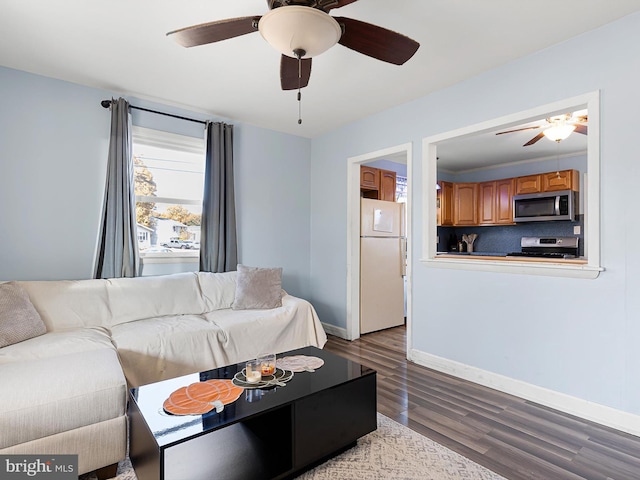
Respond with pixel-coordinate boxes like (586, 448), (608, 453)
(360, 198), (406, 334)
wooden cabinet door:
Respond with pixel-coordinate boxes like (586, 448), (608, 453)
(542, 169), (579, 191)
(515, 174), (542, 194)
(478, 181), (496, 224)
(495, 178), (515, 224)
(379, 169), (397, 202)
(360, 166), (380, 190)
(453, 183), (478, 225)
(437, 181), (453, 226)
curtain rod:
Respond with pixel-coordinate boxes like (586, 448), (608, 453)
(100, 100), (207, 125)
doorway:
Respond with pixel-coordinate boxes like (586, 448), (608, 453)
(346, 143), (413, 356)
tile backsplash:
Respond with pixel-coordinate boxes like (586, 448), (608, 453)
(437, 215), (584, 256)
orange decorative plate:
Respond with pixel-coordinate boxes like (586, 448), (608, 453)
(163, 380), (244, 416)
(163, 387), (214, 415)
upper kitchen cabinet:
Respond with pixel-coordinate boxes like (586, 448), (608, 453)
(515, 174), (542, 194)
(495, 178), (515, 224)
(360, 166), (397, 201)
(477, 181), (496, 225)
(360, 166), (380, 199)
(515, 169), (579, 194)
(437, 181), (454, 226)
(542, 169), (579, 192)
(477, 179), (515, 225)
(453, 183), (478, 225)
(380, 169), (397, 202)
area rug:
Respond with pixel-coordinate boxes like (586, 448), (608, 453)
(80, 413), (506, 480)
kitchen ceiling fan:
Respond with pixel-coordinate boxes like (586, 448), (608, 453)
(167, 0), (420, 92)
(495, 112), (588, 146)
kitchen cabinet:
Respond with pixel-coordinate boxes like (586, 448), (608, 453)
(360, 166), (380, 190)
(453, 183), (478, 225)
(478, 179), (515, 225)
(542, 169), (579, 192)
(437, 181), (453, 226)
(360, 166), (397, 201)
(438, 169), (576, 227)
(515, 169), (579, 194)
(495, 178), (515, 224)
(379, 169), (397, 202)
(477, 181), (496, 225)
(515, 174), (542, 194)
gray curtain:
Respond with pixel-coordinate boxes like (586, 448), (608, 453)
(94, 98), (140, 278)
(200, 121), (237, 272)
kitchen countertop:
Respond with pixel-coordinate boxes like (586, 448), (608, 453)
(436, 252), (588, 264)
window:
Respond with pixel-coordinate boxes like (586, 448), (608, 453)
(396, 175), (408, 203)
(132, 126), (205, 258)
(421, 91), (602, 279)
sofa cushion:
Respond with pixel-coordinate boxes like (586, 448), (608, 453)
(204, 294), (328, 367)
(197, 271), (237, 312)
(110, 314), (228, 387)
(19, 272), (208, 331)
(104, 273), (209, 327)
(231, 265), (283, 310)
(0, 348), (126, 449)
(18, 278), (114, 331)
(0, 327), (115, 366)
(0, 282), (46, 347)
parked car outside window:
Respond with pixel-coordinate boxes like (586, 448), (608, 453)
(162, 239), (193, 249)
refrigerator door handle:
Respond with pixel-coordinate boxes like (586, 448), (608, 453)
(400, 237), (407, 276)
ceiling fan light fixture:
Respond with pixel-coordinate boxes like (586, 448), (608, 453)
(543, 124), (576, 142)
(258, 6), (342, 58)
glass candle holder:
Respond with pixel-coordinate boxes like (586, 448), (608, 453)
(245, 359), (262, 383)
(259, 353), (276, 376)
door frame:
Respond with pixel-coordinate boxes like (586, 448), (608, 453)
(346, 143), (413, 352)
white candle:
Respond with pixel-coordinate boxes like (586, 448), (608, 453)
(246, 368), (261, 383)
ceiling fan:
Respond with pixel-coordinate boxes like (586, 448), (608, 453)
(495, 112), (588, 146)
(167, 0), (420, 92)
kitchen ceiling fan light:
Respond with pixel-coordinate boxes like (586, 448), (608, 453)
(258, 6), (342, 58)
(543, 124), (576, 142)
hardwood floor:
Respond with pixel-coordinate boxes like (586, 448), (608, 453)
(324, 326), (640, 480)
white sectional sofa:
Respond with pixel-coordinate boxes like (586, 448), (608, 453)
(0, 271), (327, 478)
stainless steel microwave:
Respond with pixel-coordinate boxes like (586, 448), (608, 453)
(513, 190), (577, 222)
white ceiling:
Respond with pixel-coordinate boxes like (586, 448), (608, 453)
(2, 0), (639, 149)
(436, 112), (589, 173)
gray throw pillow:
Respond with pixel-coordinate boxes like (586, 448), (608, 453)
(232, 265), (283, 310)
(0, 282), (47, 348)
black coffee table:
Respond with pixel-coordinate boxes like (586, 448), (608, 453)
(128, 346), (377, 480)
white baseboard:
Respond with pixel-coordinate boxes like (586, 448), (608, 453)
(409, 348), (640, 438)
(322, 322), (348, 340)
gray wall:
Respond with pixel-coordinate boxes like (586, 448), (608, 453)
(0, 67), (312, 299)
(309, 12), (640, 416)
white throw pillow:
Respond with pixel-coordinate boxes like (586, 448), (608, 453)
(231, 265), (283, 310)
(0, 282), (47, 347)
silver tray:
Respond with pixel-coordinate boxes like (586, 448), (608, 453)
(232, 367), (294, 389)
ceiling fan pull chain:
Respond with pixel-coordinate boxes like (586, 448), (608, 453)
(296, 52), (303, 125)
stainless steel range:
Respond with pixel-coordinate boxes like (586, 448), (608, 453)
(506, 237), (579, 259)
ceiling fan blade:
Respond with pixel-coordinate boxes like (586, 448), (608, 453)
(495, 126), (541, 135)
(574, 124), (588, 135)
(280, 55), (312, 90)
(167, 16), (260, 47)
(523, 132), (545, 146)
(325, 0), (360, 10)
(334, 17), (419, 65)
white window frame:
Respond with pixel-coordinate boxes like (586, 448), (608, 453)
(421, 91), (603, 279)
(132, 126), (205, 263)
